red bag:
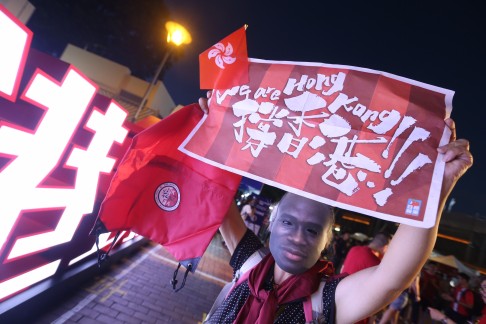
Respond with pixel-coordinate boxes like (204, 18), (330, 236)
(91, 104), (241, 282)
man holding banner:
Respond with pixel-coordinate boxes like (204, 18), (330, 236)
(186, 26), (474, 322)
(199, 94), (472, 323)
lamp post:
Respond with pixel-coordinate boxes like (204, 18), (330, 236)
(132, 21), (192, 122)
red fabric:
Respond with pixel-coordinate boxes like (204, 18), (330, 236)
(341, 246), (381, 275)
(480, 306), (486, 324)
(420, 270), (440, 306)
(234, 254), (333, 324)
(199, 25), (249, 90)
(451, 286), (474, 316)
(341, 245), (381, 324)
(354, 320), (368, 324)
(97, 104), (242, 263)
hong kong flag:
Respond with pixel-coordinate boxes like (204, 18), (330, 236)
(199, 25), (249, 90)
(91, 104), (242, 277)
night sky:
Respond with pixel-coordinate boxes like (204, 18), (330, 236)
(26, 1), (485, 216)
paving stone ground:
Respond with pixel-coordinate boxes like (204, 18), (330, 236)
(35, 234), (233, 324)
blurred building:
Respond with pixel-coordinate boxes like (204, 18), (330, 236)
(60, 44), (177, 121)
(1, 0), (177, 121)
(0, 0), (34, 23)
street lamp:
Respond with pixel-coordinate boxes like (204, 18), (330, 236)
(132, 21), (192, 122)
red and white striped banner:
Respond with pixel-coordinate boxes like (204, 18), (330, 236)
(181, 58), (453, 228)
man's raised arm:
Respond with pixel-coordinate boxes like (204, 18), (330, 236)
(334, 119), (473, 323)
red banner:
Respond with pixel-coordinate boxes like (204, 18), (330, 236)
(181, 59), (453, 228)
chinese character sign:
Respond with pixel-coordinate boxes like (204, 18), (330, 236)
(180, 59), (453, 228)
(0, 4), (133, 302)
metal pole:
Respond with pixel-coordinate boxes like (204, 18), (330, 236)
(132, 50), (171, 122)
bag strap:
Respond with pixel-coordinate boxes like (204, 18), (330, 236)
(95, 231), (121, 267)
(204, 248), (268, 322)
(235, 247), (269, 280)
(170, 263), (193, 292)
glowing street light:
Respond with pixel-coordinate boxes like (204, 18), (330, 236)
(166, 21), (192, 46)
(132, 21), (192, 122)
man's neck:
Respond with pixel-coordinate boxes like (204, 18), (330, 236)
(274, 263), (293, 284)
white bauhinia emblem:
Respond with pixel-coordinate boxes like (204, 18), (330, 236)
(208, 42), (236, 69)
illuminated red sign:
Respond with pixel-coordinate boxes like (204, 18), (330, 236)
(0, 5), (135, 301)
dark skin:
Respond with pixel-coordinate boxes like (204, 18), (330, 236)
(269, 193), (333, 277)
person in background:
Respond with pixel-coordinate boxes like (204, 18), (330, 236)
(341, 232), (390, 275)
(240, 197), (259, 235)
(407, 272), (422, 324)
(429, 277), (486, 324)
(378, 274), (420, 324)
(479, 278), (486, 323)
(421, 262), (442, 311)
(331, 230), (352, 274)
(340, 232), (390, 324)
(441, 273), (475, 323)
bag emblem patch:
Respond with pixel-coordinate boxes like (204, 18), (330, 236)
(155, 182), (181, 211)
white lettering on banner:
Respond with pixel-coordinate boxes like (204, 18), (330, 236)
(283, 72), (346, 96)
(216, 85), (281, 104)
(215, 68), (433, 207)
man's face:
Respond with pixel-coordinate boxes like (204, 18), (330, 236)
(269, 193), (332, 274)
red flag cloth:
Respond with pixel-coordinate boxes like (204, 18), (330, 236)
(199, 25), (249, 90)
(93, 104), (242, 270)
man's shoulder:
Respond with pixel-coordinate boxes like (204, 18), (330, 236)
(230, 230), (264, 271)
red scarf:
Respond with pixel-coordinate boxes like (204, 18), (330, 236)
(233, 254), (334, 324)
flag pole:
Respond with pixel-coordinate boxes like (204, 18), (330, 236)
(132, 50), (171, 122)
(132, 21), (192, 122)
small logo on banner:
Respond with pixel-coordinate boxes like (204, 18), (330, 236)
(155, 182), (180, 211)
(405, 199), (422, 216)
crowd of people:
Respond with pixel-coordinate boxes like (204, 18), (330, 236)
(328, 230), (485, 323)
(231, 194), (485, 324)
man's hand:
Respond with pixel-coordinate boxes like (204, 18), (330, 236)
(198, 90), (212, 114)
(437, 118), (473, 200)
